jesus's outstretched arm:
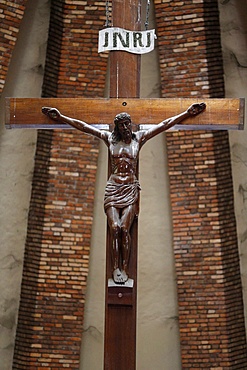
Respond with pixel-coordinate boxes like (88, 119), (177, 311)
(42, 107), (109, 143)
(138, 102), (206, 148)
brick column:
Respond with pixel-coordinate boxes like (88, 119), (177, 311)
(13, 1), (108, 369)
(154, 0), (247, 368)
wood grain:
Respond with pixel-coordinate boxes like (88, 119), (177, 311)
(103, 0), (142, 369)
(5, 98), (244, 130)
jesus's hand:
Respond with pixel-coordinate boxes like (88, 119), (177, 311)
(42, 107), (61, 121)
(187, 102), (206, 116)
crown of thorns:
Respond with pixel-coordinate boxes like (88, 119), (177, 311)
(114, 112), (131, 125)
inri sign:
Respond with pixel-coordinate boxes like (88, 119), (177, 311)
(98, 27), (157, 54)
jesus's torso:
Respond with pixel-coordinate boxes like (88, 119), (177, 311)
(109, 138), (139, 177)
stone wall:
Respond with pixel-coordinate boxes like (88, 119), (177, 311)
(219, 0), (247, 333)
(0, 1), (49, 369)
(0, 0), (28, 94)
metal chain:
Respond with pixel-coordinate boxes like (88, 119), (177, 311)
(145, 0), (150, 30)
(105, 1), (150, 30)
(105, 0), (111, 27)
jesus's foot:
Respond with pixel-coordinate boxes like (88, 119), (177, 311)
(113, 268), (128, 284)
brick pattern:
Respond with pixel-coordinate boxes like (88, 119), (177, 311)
(13, 1), (108, 369)
(155, 0), (224, 98)
(7, 0), (247, 369)
(154, 0), (247, 368)
(0, 0), (28, 94)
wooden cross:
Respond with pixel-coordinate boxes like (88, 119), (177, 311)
(4, 1), (244, 370)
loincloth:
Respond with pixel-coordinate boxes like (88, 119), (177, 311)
(104, 174), (141, 212)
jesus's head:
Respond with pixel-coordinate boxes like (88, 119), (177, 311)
(112, 112), (134, 144)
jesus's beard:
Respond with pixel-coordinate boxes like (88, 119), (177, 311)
(122, 130), (131, 142)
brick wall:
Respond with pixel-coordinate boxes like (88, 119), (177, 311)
(154, 0), (247, 368)
(0, 0), (28, 94)
(7, 0), (247, 368)
(12, 1), (108, 369)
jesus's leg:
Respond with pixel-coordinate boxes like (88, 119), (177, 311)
(120, 204), (137, 281)
(105, 207), (126, 284)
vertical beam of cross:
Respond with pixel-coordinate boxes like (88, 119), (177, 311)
(104, 1), (141, 369)
(109, 0), (141, 98)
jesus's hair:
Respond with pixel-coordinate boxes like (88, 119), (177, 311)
(111, 112), (136, 144)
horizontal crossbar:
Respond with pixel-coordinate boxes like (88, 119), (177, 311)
(5, 97), (244, 130)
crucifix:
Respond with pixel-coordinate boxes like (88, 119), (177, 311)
(5, 0), (244, 369)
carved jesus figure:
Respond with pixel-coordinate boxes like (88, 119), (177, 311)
(42, 102), (206, 284)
